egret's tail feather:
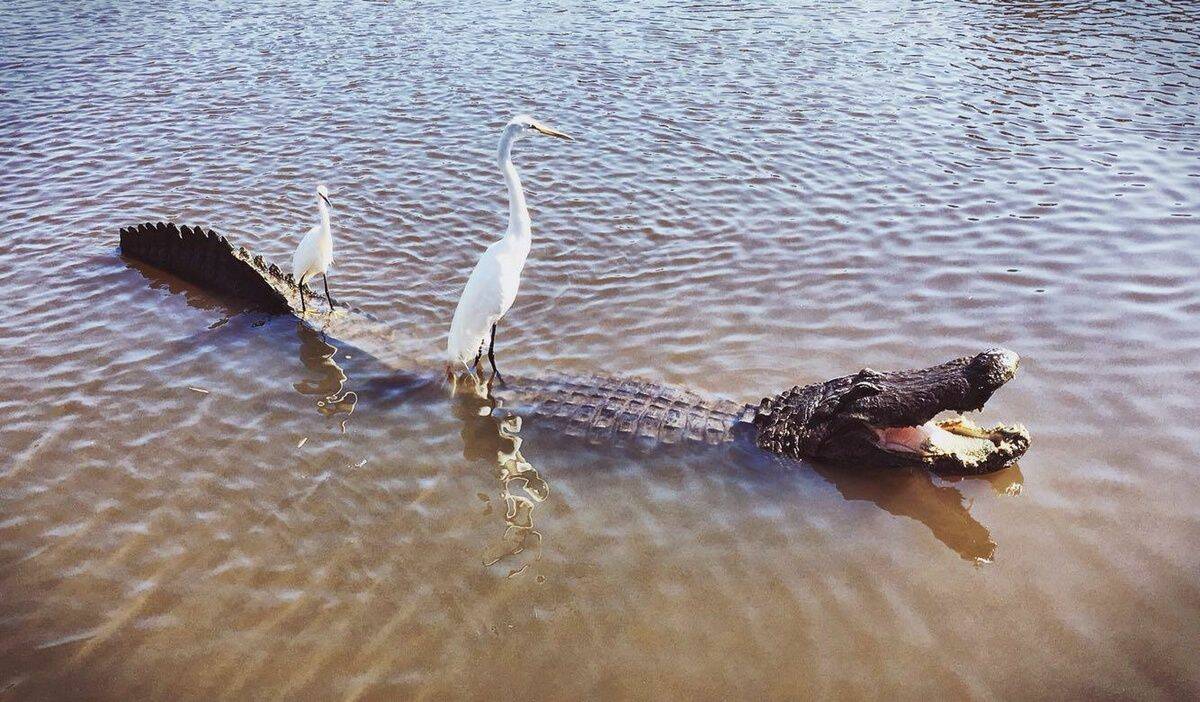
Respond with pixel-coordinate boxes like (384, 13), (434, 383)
(119, 222), (308, 312)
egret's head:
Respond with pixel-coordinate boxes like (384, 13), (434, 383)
(506, 114), (573, 141)
(316, 184), (331, 208)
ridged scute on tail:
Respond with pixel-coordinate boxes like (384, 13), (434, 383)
(119, 222), (301, 312)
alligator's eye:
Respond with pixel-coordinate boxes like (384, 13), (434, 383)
(845, 380), (882, 401)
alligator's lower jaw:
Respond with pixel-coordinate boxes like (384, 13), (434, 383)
(875, 416), (1030, 475)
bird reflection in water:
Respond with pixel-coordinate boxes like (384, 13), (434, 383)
(451, 375), (549, 575)
(293, 322), (358, 429)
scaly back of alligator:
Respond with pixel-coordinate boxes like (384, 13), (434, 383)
(119, 222), (755, 445)
(494, 372), (754, 446)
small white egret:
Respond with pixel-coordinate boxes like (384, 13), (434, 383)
(291, 184), (335, 314)
(446, 114), (572, 380)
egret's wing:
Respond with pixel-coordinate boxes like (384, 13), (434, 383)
(447, 244), (507, 362)
(292, 224), (322, 279)
(297, 224), (321, 250)
(465, 247), (508, 310)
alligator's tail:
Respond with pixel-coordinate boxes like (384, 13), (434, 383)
(119, 222), (305, 312)
(120, 221), (404, 366)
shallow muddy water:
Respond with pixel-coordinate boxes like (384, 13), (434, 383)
(2, 0), (1199, 699)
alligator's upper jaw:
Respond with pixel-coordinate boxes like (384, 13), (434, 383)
(874, 416), (1030, 475)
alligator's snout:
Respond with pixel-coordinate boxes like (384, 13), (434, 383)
(753, 348), (1029, 475)
(972, 347), (1020, 394)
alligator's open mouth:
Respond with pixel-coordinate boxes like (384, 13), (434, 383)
(753, 347), (1031, 475)
(855, 347), (1030, 474)
(874, 416), (1030, 475)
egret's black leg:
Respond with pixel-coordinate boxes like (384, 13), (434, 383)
(323, 274), (334, 310)
(472, 344), (483, 373)
(488, 322), (503, 383)
(298, 274), (307, 314)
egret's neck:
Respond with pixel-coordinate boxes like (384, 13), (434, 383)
(498, 130), (530, 241)
(318, 202), (331, 233)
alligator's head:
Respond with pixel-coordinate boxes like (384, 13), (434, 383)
(752, 348), (1029, 474)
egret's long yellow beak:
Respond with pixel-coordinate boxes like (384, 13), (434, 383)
(532, 123), (573, 141)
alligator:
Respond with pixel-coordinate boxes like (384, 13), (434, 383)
(118, 221), (1030, 475)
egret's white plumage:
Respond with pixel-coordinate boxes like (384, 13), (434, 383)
(446, 115), (572, 377)
(292, 184), (334, 313)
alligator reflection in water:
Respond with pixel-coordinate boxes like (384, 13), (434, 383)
(453, 373), (1015, 563)
(809, 460), (1023, 562)
(452, 377), (549, 574)
(293, 322), (358, 428)
(122, 258), (1019, 563)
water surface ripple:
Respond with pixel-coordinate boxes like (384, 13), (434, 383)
(2, 0), (1199, 699)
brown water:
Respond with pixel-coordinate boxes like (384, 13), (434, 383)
(3, 0), (1199, 699)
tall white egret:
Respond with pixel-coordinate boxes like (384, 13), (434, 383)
(291, 184), (335, 314)
(446, 115), (572, 380)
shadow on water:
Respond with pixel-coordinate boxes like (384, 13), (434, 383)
(123, 260), (1021, 564)
(122, 256), (248, 321)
